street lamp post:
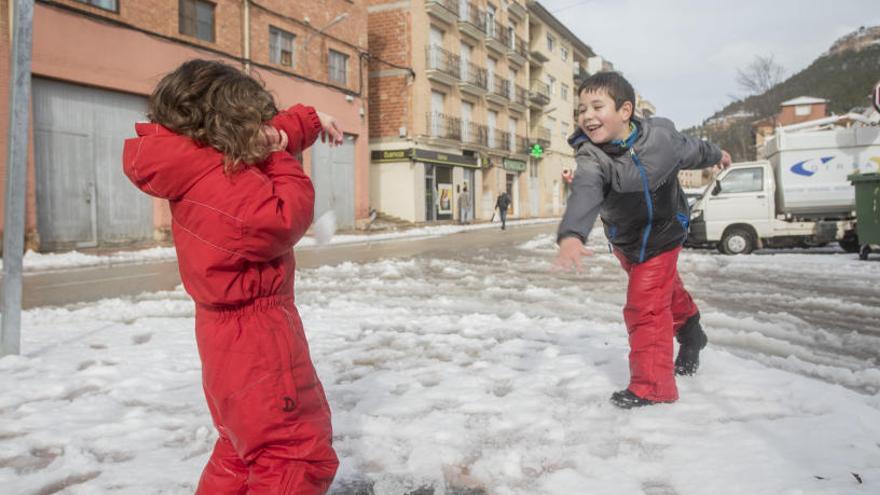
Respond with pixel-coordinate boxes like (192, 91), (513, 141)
(2, 0), (35, 357)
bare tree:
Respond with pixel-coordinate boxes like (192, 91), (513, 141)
(736, 55), (786, 121)
(736, 55), (785, 95)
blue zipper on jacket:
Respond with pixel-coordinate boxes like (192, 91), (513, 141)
(629, 148), (653, 263)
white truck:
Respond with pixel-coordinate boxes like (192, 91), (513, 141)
(688, 124), (880, 254)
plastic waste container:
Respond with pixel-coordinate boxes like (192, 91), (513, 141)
(849, 172), (880, 260)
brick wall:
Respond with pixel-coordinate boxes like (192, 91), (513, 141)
(778, 103), (828, 126)
(248, 0), (367, 93)
(367, 1), (411, 139)
(47, 0), (245, 56)
(0, 0), (372, 249)
(41, 0), (368, 92)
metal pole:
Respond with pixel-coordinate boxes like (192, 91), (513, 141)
(2, 0), (35, 356)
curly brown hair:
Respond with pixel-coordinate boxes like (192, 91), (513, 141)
(148, 59), (278, 173)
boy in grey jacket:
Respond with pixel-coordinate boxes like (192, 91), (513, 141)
(553, 72), (731, 409)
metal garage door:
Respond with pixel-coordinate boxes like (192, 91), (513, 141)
(32, 78), (152, 251)
(310, 134), (356, 229)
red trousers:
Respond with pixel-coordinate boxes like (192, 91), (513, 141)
(614, 246), (699, 402)
(194, 296), (338, 494)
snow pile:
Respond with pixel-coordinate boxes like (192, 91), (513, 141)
(1, 239), (879, 494)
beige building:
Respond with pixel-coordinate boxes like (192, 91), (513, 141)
(527, 1), (593, 218)
(368, 0), (532, 223)
(367, 0), (612, 224)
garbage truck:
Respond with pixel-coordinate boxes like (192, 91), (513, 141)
(687, 123), (880, 254)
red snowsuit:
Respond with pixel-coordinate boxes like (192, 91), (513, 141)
(123, 105), (338, 493)
(614, 246), (698, 402)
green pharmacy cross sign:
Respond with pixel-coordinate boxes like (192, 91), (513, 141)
(530, 143), (544, 159)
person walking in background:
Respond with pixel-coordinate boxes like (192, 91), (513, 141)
(123, 59), (341, 493)
(458, 184), (473, 225)
(495, 191), (511, 230)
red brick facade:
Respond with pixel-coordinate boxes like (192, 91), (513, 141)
(777, 102), (828, 126)
(0, 0), (371, 249)
(367, 3), (411, 139)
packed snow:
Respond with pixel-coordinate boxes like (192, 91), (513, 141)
(0, 218), (557, 273)
(1, 230), (879, 494)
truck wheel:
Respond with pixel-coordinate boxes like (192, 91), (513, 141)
(721, 228), (755, 255)
(839, 237), (861, 253)
(859, 245), (871, 261)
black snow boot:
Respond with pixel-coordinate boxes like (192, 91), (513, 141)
(674, 312), (708, 376)
(610, 389), (656, 409)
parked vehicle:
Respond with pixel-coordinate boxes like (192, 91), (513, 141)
(688, 125), (880, 254)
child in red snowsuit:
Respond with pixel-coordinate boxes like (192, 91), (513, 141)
(123, 60), (340, 493)
(554, 72), (731, 409)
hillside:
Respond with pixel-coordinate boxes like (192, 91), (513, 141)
(689, 27), (880, 161)
(711, 42), (880, 121)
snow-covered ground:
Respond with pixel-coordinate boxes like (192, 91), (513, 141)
(0, 218), (556, 273)
(1, 231), (879, 494)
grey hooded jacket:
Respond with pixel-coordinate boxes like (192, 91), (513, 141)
(557, 117), (722, 263)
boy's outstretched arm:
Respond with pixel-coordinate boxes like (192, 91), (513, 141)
(676, 131), (730, 170)
(553, 158), (606, 272)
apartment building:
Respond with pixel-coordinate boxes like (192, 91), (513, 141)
(0, 0), (369, 252)
(526, 1), (592, 217)
(368, 0), (607, 224)
(369, 0), (536, 223)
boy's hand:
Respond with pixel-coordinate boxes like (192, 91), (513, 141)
(316, 111), (344, 146)
(552, 237), (593, 272)
(713, 150), (732, 172)
(562, 168), (575, 184)
(259, 126), (289, 153)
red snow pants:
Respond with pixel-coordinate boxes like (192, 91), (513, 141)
(614, 246), (699, 402)
(194, 296), (338, 494)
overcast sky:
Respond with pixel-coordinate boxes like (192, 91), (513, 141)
(539, 0), (880, 128)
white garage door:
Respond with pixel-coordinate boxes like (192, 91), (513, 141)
(32, 78), (152, 251)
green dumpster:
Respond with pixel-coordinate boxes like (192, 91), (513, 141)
(849, 172), (880, 260)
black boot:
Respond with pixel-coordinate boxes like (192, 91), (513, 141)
(610, 389), (656, 409)
(675, 312), (707, 376)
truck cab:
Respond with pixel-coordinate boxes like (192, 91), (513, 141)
(689, 161), (774, 254)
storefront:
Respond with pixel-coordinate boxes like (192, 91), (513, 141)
(370, 148), (482, 223)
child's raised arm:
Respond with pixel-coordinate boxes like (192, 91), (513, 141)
(270, 104), (323, 154)
(236, 150), (315, 261)
(270, 105), (344, 154)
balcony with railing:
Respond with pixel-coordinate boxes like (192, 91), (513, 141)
(507, 0), (527, 20)
(529, 80), (550, 108)
(487, 77), (510, 105)
(507, 35), (528, 66)
(514, 134), (530, 156)
(486, 127), (510, 153)
(460, 120), (488, 149)
(509, 84), (528, 111)
(485, 19), (509, 53)
(529, 39), (550, 63)
(457, 1), (485, 40)
(535, 126), (552, 148)
(425, 112), (462, 143)
(458, 61), (488, 95)
(574, 65), (590, 87)
(426, 45), (461, 86)
(425, 0), (459, 25)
